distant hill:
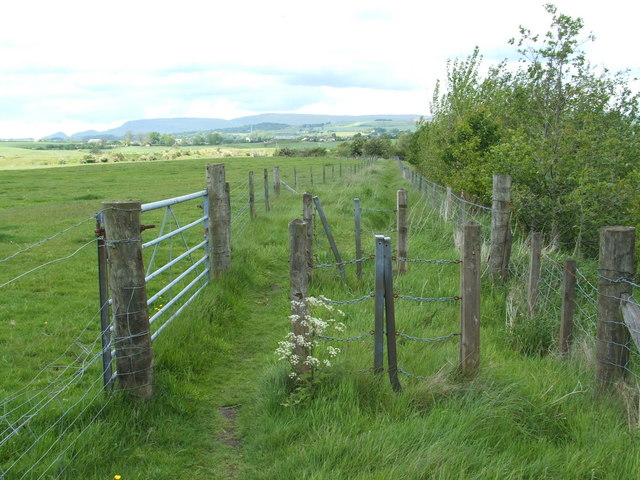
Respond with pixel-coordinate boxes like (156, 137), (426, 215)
(53, 114), (421, 140)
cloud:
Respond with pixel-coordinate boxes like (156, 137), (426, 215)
(1, 0), (639, 139)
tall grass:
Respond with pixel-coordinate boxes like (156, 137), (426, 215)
(1, 158), (639, 478)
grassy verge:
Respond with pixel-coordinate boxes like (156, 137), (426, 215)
(2, 158), (639, 479)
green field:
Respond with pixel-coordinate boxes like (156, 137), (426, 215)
(1, 158), (639, 479)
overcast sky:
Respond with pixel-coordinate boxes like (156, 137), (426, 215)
(1, 0), (638, 139)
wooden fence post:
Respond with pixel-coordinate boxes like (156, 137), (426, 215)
(444, 187), (452, 221)
(527, 232), (542, 316)
(331, 164), (335, 181)
(294, 167), (298, 190)
(323, 165), (326, 184)
(374, 235), (385, 374)
(103, 201), (154, 400)
(596, 226), (636, 391)
(310, 166), (314, 185)
(289, 219), (310, 378)
(303, 193), (314, 279)
(207, 164), (231, 276)
(383, 236), (401, 392)
(460, 222), (481, 375)
(339, 164), (342, 177)
(249, 171), (256, 220)
(397, 189), (408, 274)
(488, 174), (512, 282)
(273, 166), (281, 197)
(313, 195), (346, 282)
(559, 258), (577, 356)
(263, 168), (270, 212)
(354, 198), (363, 278)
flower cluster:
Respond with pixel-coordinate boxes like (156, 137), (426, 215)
(275, 296), (346, 379)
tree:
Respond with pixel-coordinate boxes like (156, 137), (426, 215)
(160, 134), (176, 146)
(122, 130), (133, 146)
(363, 137), (392, 157)
(147, 131), (161, 145)
(407, 3), (640, 255)
(206, 132), (223, 145)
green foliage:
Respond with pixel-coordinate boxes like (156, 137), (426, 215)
(275, 146), (327, 157)
(337, 135), (393, 158)
(407, 3), (640, 255)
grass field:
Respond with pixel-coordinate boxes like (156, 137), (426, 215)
(0, 142), (281, 169)
(1, 158), (639, 479)
(0, 139), (348, 170)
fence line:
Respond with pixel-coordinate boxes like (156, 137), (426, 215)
(0, 239), (97, 289)
(0, 216), (96, 265)
(290, 197), (479, 388)
(2, 158), (375, 476)
(400, 159), (640, 398)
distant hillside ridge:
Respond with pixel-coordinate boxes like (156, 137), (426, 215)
(44, 113), (422, 140)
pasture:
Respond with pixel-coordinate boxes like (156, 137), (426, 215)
(1, 158), (640, 479)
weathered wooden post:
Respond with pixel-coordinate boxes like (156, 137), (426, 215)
(527, 232), (542, 316)
(559, 258), (577, 356)
(263, 168), (270, 212)
(596, 226), (636, 391)
(95, 212), (113, 389)
(289, 219), (310, 378)
(313, 195), (346, 282)
(444, 187), (452, 221)
(249, 171), (256, 219)
(303, 193), (314, 279)
(310, 166), (314, 185)
(207, 164), (231, 276)
(397, 189), (408, 274)
(293, 167), (298, 190)
(460, 222), (481, 376)
(383, 236), (401, 392)
(354, 198), (363, 278)
(273, 166), (281, 197)
(331, 164), (335, 181)
(323, 165), (326, 184)
(339, 163), (342, 177)
(103, 201), (154, 400)
(374, 235), (385, 374)
(488, 174), (512, 282)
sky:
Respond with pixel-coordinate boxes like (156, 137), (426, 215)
(1, 0), (639, 139)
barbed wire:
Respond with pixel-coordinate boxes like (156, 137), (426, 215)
(395, 294), (460, 303)
(0, 216), (96, 264)
(397, 332), (460, 343)
(362, 228), (396, 234)
(312, 256), (373, 269)
(396, 257), (461, 265)
(361, 208), (396, 213)
(0, 238), (97, 289)
(315, 292), (374, 305)
(317, 332), (374, 342)
(397, 367), (433, 381)
(597, 274), (639, 288)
